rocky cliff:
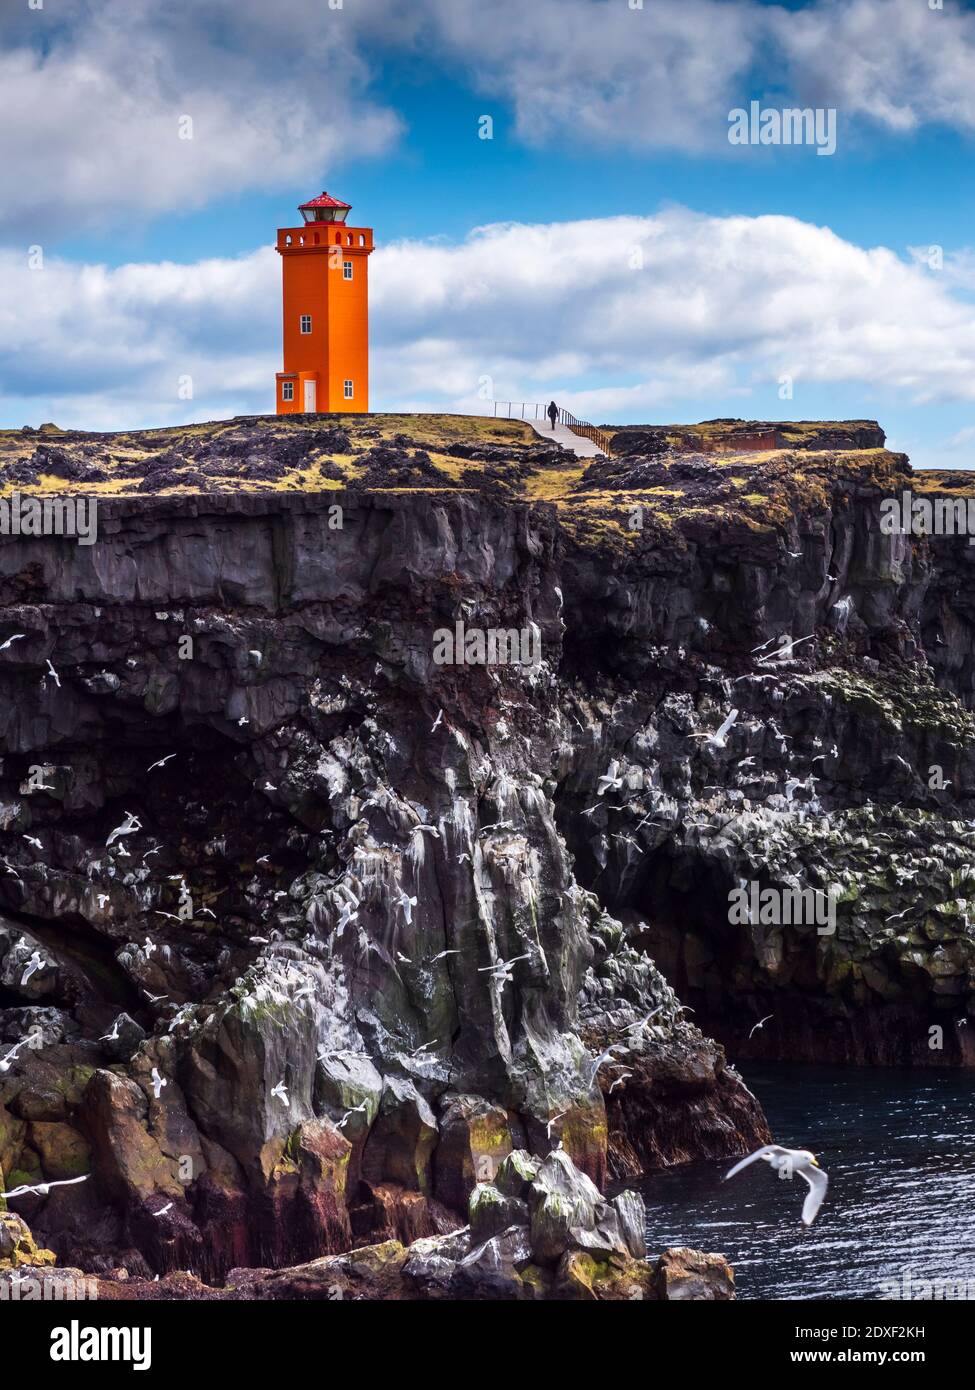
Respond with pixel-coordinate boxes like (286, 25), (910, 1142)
(1, 410), (973, 1297)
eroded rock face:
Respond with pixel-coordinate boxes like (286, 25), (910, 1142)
(53, 1148), (733, 1302)
(0, 487), (766, 1282)
(9, 432), (972, 1286)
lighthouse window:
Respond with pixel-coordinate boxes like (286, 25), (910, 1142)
(343, 261), (353, 280)
(344, 379), (354, 400)
(300, 314), (312, 334)
(282, 381), (294, 401)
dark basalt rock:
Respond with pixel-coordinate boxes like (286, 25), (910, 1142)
(1, 423), (971, 1295)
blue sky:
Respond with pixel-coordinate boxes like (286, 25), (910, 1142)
(3, 0), (975, 467)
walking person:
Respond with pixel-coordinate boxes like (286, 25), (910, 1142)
(547, 400), (559, 430)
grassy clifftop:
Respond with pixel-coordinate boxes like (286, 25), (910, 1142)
(1, 411), (952, 555)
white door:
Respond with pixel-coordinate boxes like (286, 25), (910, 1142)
(303, 379), (316, 413)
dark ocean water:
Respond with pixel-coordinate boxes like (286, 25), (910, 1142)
(637, 1064), (975, 1300)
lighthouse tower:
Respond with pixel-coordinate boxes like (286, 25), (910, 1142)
(275, 192), (373, 415)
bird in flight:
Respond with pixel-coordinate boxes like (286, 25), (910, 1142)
(0, 1039), (29, 1073)
(689, 708), (739, 749)
(597, 760), (623, 796)
(337, 1099), (369, 1129)
(0, 633), (25, 650)
(107, 812), (141, 846)
(271, 1080), (289, 1106)
(152, 1202), (173, 1217)
(587, 1043), (629, 1087)
(545, 1110), (567, 1139)
(749, 1014), (774, 1038)
(44, 659), (61, 688)
(21, 951), (45, 985)
(147, 754), (177, 771)
(150, 1068), (167, 1099)
(724, 1144), (828, 1226)
(396, 887), (418, 925)
(431, 709), (444, 732)
(1, 1174), (89, 1199)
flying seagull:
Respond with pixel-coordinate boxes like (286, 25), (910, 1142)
(724, 1144), (828, 1226)
(0, 1039), (28, 1073)
(597, 760), (623, 796)
(0, 633), (25, 650)
(689, 708), (738, 749)
(44, 659), (61, 688)
(107, 812), (141, 846)
(147, 754), (177, 772)
(271, 1080), (289, 1106)
(748, 1014), (774, 1039)
(152, 1202), (173, 1217)
(150, 1067), (167, 1099)
(545, 1110), (567, 1139)
(21, 951), (45, 985)
(396, 887), (418, 925)
(1, 1175), (89, 1200)
(431, 709), (444, 732)
(587, 1043), (629, 1087)
(337, 1099), (369, 1129)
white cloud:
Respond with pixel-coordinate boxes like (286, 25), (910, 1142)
(5, 0), (975, 236)
(0, 0), (400, 235)
(5, 209), (975, 431)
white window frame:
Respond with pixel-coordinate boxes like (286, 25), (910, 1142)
(281, 381), (294, 401)
(342, 260), (353, 281)
(343, 379), (354, 400)
(299, 314), (312, 334)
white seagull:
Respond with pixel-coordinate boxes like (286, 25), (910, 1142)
(597, 760), (623, 796)
(44, 659), (61, 688)
(0, 633), (25, 650)
(147, 754), (177, 772)
(271, 1080), (289, 1106)
(150, 1067), (167, 1099)
(588, 1043), (629, 1087)
(689, 708), (739, 749)
(107, 812), (141, 846)
(431, 709), (444, 732)
(724, 1144), (828, 1226)
(1, 1175), (89, 1200)
(396, 887), (418, 925)
(0, 1039), (28, 1073)
(749, 1014), (774, 1039)
(21, 951), (45, 986)
(337, 1100), (370, 1129)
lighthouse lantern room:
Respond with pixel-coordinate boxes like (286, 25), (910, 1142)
(275, 191), (373, 415)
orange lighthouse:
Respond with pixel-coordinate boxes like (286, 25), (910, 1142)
(275, 191), (373, 415)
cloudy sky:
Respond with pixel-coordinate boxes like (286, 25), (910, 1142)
(3, 0), (975, 466)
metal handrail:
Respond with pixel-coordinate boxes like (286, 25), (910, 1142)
(491, 400), (612, 454)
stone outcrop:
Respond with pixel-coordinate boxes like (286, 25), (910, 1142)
(2, 412), (973, 1293)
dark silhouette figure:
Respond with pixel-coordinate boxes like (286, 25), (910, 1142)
(547, 400), (559, 429)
